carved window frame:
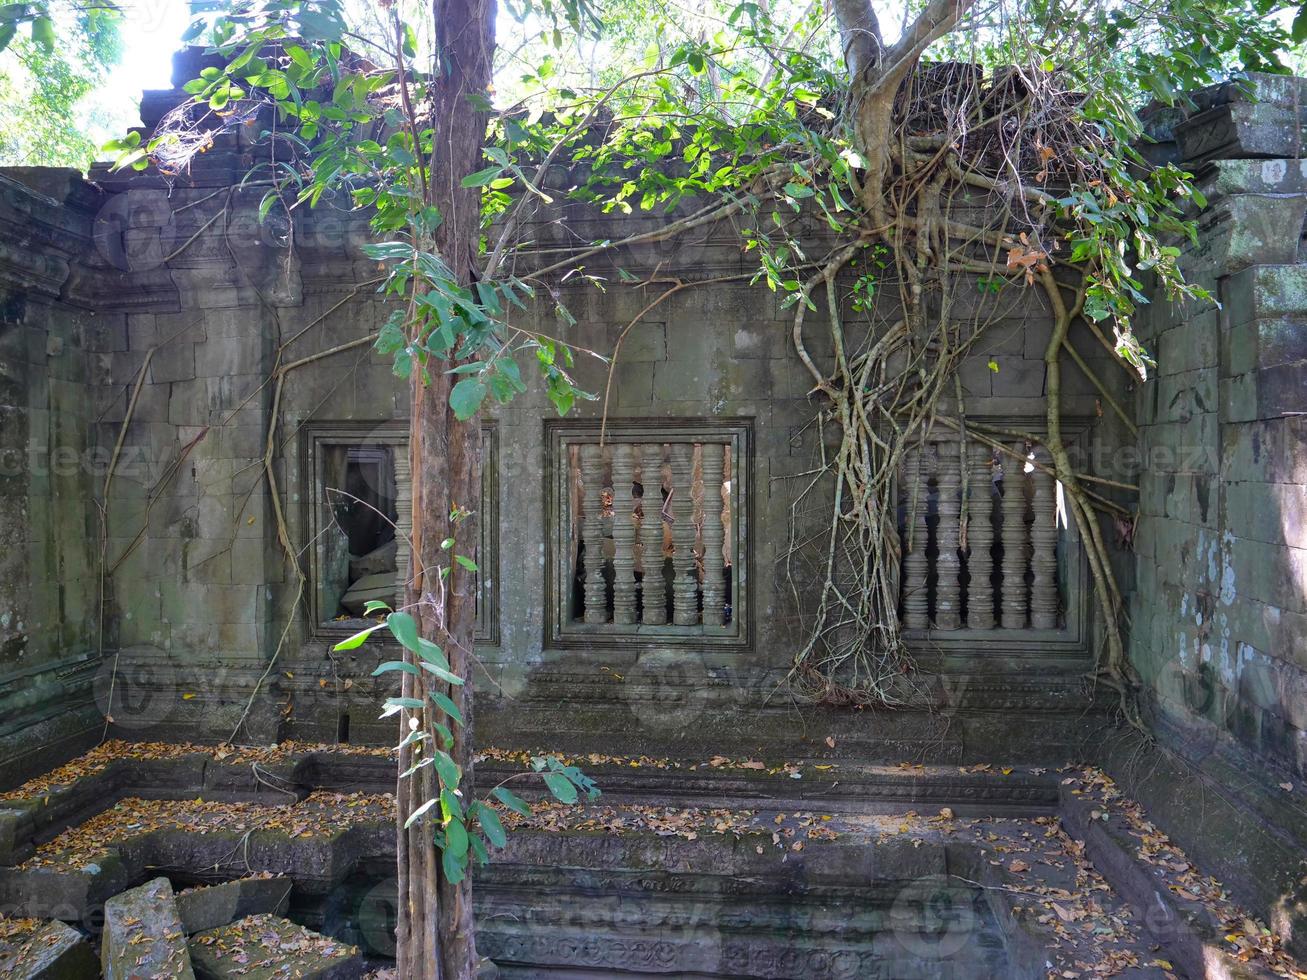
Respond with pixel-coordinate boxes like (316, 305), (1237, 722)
(544, 417), (753, 650)
(894, 416), (1092, 658)
(303, 421), (499, 644)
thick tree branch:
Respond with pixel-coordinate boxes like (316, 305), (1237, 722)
(832, 0), (883, 76)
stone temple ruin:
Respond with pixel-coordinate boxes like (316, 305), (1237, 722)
(0, 49), (1306, 978)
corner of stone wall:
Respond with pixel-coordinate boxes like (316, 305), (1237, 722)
(1121, 72), (1307, 956)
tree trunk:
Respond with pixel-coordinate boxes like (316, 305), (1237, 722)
(396, 0), (496, 976)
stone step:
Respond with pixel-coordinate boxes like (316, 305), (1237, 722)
(1061, 788), (1278, 980)
(190, 915), (362, 979)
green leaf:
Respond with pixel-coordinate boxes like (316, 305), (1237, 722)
(469, 833), (490, 865)
(404, 797), (438, 828)
(363, 600), (392, 615)
(543, 772), (578, 804)
(454, 554), (478, 572)
(433, 721), (454, 749)
(492, 786), (531, 816)
(433, 750), (461, 789)
(442, 847), (466, 884)
(450, 379), (488, 420)
(333, 624), (382, 651)
(415, 638), (449, 672)
(430, 690), (465, 726)
(475, 804), (508, 848)
(386, 611), (420, 651)
(461, 165), (504, 187)
(445, 815), (469, 859)
(372, 660), (419, 677)
(419, 660), (464, 686)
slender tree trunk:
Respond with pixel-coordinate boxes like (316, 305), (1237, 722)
(396, 0), (495, 975)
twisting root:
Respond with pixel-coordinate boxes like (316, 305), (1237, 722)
(783, 61), (1142, 725)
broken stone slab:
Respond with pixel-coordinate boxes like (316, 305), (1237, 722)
(339, 572), (396, 616)
(0, 920), (98, 979)
(348, 539), (396, 580)
(176, 876), (293, 934)
(101, 876), (197, 980)
(189, 914), (363, 979)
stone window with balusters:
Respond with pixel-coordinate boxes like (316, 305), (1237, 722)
(896, 431), (1084, 641)
(546, 420), (750, 647)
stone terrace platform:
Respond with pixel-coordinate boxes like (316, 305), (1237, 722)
(0, 741), (1302, 979)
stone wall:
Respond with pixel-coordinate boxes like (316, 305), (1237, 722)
(0, 54), (1141, 774)
(1132, 75), (1307, 784)
(1121, 73), (1307, 948)
(0, 169), (113, 781)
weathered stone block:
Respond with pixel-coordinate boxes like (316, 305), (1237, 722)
(0, 807), (31, 865)
(147, 341), (196, 386)
(1157, 368), (1216, 422)
(1221, 416), (1307, 485)
(1223, 265), (1307, 327)
(176, 878), (292, 935)
(101, 877), (195, 980)
(732, 322), (789, 360)
(1227, 537), (1307, 614)
(0, 919), (98, 979)
(1225, 480), (1307, 549)
(955, 356), (993, 398)
(1159, 312), (1219, 375)
(1176, 100), (1307, 164)
(189, 915), (361, 979)
(1181, 193), (1306, 278)
(1221, 362), (1307, 424)
(988, 357), (1045, 398)
(710, 357), (775, 402)
(610, 367), (653, 412)
(1250, 317), (1307, 371)
(193, 336), (268, 379)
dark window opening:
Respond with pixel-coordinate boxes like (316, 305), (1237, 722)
(324, 445), (398, 620)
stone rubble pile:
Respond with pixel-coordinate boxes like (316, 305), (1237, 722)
(1, 875), (364, 980)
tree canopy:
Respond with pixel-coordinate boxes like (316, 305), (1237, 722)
(0, 2), (123, 168)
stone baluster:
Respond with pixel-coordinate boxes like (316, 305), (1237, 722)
(579, 444), (608, 624)
(1029, 446), (1059, 630)
(1000, 442), (1030, 629)
(933, 442), (962, 629)
(901, 445), (930, 630)
(610, 444), (638, 625)
(965, 444), (996, 629)
(393, 446), (412, 605)
(700, 443), (727, 627)
(639, 444), (668, 625)
(668, 443), (700, 626)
